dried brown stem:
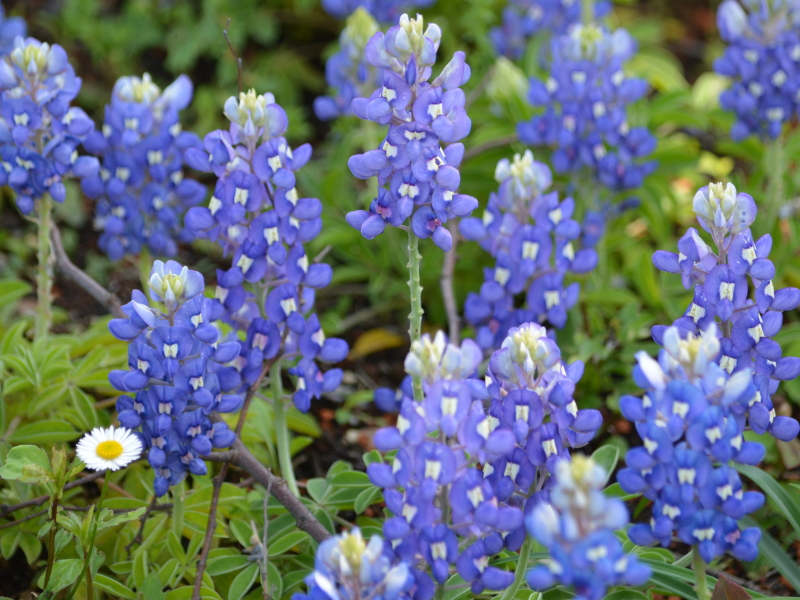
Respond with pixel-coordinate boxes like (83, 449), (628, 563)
(50, 225), (125, 318)
(223, 19), (243, 96)
(205, 444), (331, 543)
(192, 461), (229, 600)
(0, 470), (105, 519)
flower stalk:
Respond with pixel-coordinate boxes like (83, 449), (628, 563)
(271, 360), (299, 497)
(65, 474), (111, 600)
(496, 537), (533, 600)
(693, 547), (710, 600)
(35, 193), (54, 339)
(407, 229), (424, 401)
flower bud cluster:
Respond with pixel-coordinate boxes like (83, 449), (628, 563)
(652, 183), (800, 440)
(518, 24), (656, 191)
(109, 261), (242, 497)
(526, 456), (650, 600)
(367, 324), (601, 594)
(0, 35), (99, 214)
(315, 8), (381, 121)
(347, 13), (476, 251)
(184, 90), (347, 413)
(714, 0), (800, 140)
(459, 152), (601, 349)
(81, 73), (206, 259)
(294, 528), (434, 600)
(489, 0), (610, 60)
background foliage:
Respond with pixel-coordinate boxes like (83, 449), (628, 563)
(1, 0), (800, 599)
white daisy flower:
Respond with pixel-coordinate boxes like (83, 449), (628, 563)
(76, 426), (142, 471)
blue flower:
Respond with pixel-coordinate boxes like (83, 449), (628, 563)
(517, 24), (656, 192)
(347, 14), (477, 248)
(525, 456), (650, 600)
(714, 0), (800, 140)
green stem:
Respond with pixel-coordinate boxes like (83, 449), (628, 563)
(407, 229), (424, 402)
(765, 135), (785, 232)
(65, 474), (110, 600)
(692, 546), (710, 600)
(272, 361), (299, 496)
(43, 495), (59, 588)
(496, 537), (533, 600)
(139, 248), (152, 301)
(581, 0), (593, 24)
(35, 193), (54, 340)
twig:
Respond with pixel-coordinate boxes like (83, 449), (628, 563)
(124, 496), (159, 558)
(440, 221), (460, 345)
(463, 133), (519, 162)
(223, 19), (243, 96)
(0, 508), (47, 530)
(50, 225), (125, 318)
(0, 470), (105, 518)
(204, 445), (330, 543)
(192, 462), (229, 600)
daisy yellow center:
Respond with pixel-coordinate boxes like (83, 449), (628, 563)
(96, 440), (124, 461)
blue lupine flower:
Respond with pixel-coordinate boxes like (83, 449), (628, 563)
(294, 528), (432, 600)
(526, 455), (650, 600)
(517, 23), (656, 192)
(714, 0), (800, 140)
(321, 0), (436, 23)
(347, 14), (476, 250)
(315, 9), (382, 121)
(489, 0), (611, 59)
(0, 36), (99, 214)
(616, 318), (778, 562)
(184, 88), (347, 415)
(368, 324), (601, 592)
(460, 152), (599, 349)
(110, 260), (243, 496)
(82, 73), (205, 259)
(652, 182), (800, 442)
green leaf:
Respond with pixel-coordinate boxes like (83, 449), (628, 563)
(206, 555), (250, 576)
(40, 558), (82, 593)
(0, 444), (53, 484)
(268, 531), (309, 556)
(132, 548), (149, 589)
(591, 445), (620, 485)
(97, 507), (146, 532)
(9, 421), (79, 445)
(139, 573), (167, 600)
(306, 478), (328, 503)
(330, 470), (371, 487)
(228, 563), (259, 600)
(0, 278), (32, 310)
(735, 465), (800, 535)
(602, 592), (648, 600)
(267, 562), (283, 599)
(94, 574), (138, 599)
(18, 532), (40, 565)
(167, 530), (187, 564)
(741, 516), (800, 592)
(354, 486), (382, 514)
(165, 587), (222, 600)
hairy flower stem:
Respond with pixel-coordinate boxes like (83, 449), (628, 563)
(272, 360), (299, 497)
(35, 193), (54, 339)
(42, 496), (59, 588)
(497, 537), (533, 600)
(407, 229), (424, 401)
(692, 546), (710, 600)
(765, 135), (785, 232)
(65, 475), (110, 600)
